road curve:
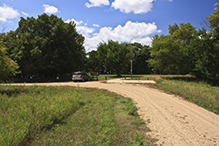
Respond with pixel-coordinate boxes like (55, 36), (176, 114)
(4, 81), (219, 146)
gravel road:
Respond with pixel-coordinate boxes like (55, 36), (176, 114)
(6, 80), (219, 146)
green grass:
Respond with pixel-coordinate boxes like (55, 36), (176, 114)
(153, 76), (219, 114)
(0, 85), (84, 146)
(0, 86), (154, 146)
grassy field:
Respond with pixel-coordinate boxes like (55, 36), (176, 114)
(146, 75), (219, 115)
(0, 85), (155, 146)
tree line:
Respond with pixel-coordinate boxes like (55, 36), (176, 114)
(148, 4), (219, 79)
(0, 4), (219, 81)
(1, 14), (86, 80)
(85, 41), (151, 76)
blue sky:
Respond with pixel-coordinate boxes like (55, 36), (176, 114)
(0, 0), (217, 52)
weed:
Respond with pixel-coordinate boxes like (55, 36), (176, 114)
(119, 97), (131, 103)
(127, 103), (138, 116)
(147, 119), (151, 123)
(151, 138), (159, 142)
(132, 132), (148, 146)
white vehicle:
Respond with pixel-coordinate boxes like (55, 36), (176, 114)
(72, 71), (89, 82)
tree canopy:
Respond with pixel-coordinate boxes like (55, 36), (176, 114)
(148, 22), (197, 74)
(148, 3), (219, 79)
(0, 41), (19, 80)
(96, 40), (131, 76)
(86, 40), (151, 76)
(1, 4), (219, 81)
(4, 13), (85, 78)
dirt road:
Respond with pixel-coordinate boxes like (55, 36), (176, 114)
(6, 80), (219, 146)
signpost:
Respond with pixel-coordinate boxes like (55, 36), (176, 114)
(130, 60), (133, 79)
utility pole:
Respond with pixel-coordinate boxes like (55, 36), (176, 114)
(130, 60), (133, 79)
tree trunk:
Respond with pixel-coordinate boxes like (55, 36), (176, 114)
(116, 70), (121, 77)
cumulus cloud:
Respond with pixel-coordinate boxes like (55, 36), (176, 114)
(43, 4), (59, 14)
(21, 11), (29, 16)
(85, 0), (110, 8)
(66, 19), (161, 52)
(0, 4), (19, 24)
(93, 24), (99, 27)
(65, 19), (95, 38)
(111, 0), (154, 14)
(85, 21), (161, 52)
(131, 37), (152, 45)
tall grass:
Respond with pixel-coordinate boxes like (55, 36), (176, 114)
(29, 88), (153, 146)
(155, 78), (219, 114)
(0, 86), (154, 146)
(0, 85), (84, 146)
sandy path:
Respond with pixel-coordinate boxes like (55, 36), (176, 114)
(5, 81), (219, 146)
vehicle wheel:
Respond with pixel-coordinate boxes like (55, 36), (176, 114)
(82, 78), (85, 82)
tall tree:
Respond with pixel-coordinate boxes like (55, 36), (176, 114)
(127, 43), (151, 74)
(0, 41), (19, 81)
(208, 3), (219, 39)
(148, 22), (197, 74)
(189, 28), (219, 79)
(6, 14), (85, 78)
(189, 3), (219, 79)
(85, 50), (99, 72)
(96, 40), (132, 76)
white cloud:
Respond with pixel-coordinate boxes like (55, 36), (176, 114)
(65, 19), (83, 26)
(65, 19), (95, 38)
(85, 0), (110, 8)
(168, 0), (173, 2)
(131, 37), (152, 45)
(66, 19), (161, 52)
(43, 4), (59, 14)
(85, 21), (160, 52)
(111, 0), (154, 14)
(0, 4), (19, 24)
(21, 11), (29, 16)
(93, 24), (99, 27)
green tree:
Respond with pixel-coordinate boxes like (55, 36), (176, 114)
(208, 3), (219, 39)
(127, 43), (151, 74)
(148, 22), (197, 74)
(85, 50), (99, 72)
(189, 28), (219, 79)
(7, 13), (85, 78)
(96, 40), (131, 76)
(188, 3), (219, 79)
(0, 41), (19, 81)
